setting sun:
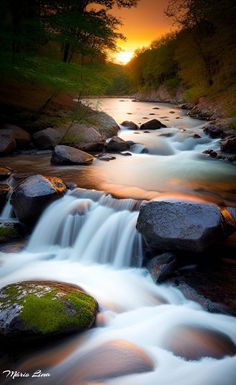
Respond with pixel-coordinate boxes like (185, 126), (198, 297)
(114, 50), (134, 65)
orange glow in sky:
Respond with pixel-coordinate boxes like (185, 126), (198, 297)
(110, 0), (173, 64)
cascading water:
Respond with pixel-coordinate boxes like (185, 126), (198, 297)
(0, 189), (236, 385)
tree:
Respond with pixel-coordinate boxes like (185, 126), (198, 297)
(41, 0), (138, 63)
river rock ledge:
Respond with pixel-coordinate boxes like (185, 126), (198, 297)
(11, 174), (67, 225)
(137, 199), (224, 253)
(0, 281), (98, 340)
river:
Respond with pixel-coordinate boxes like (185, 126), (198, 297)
(0, 98), (236, 385)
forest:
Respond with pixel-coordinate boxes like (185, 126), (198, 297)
(127, 0), (236, 118)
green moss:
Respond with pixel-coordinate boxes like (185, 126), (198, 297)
(20, 288), (97, 334)
(0, 224), (20, 241)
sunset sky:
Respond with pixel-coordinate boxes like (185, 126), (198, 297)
(110, 0), (174, 63)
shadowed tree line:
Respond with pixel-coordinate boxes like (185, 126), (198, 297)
(0, 0), (137, 98)
(127, 0), (236, 114)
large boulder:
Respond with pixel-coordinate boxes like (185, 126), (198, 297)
(137, 199), (223, 253)
(140, 119), (167, 130)
(221, 136), (236, 154)
(106, 136), (130, 152)
(62, 123), (104, 152)
(0, 130), (16, 155)
(11, 175), (67, 225)
(121, 121), (139, 130)
(51, 145), (94, 165)
(33, 127), (62, 149)
(0, 281), (98, 339)
(89, 110), (120, 138)
(203, 124), (223, 138)
(2, 124), (31, 147)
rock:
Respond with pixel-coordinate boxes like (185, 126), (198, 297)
(11, 175), (67, 225)
(192, 133), (201, 139)
(161, 325), (236, 360)
(0, 281), (98, 339)
(0, 166), (12, 181)
(51, 145), (94, 166)
(62, 123), (104, 152)
(0, 184), (11, 210)
(2, 124), (31, 147)
(0, 221), (22, 243)
(0, 131), (16, 155)
(204, 125), (223, 138)
(106, 137), (130, 152)
(33, 127), (62, 149)
(97, 154), (116, 161)
(65, 340), (154, 382)
(120, 151), (132, 156)
(203, 149), (218, 158)
(147, 253), (177, 283)
(221, 136), (236, 154)
(121, 121), (139, 130)
(140, 119), (167, 130)
(85, 111), (119, 138)
(137, 199), (223, 253)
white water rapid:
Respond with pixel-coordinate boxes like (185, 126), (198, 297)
(0, 189), (236, 385)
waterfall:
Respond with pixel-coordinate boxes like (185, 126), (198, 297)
(27, 191), (143, 268)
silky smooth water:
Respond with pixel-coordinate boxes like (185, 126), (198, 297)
(0, 191), (236, 385)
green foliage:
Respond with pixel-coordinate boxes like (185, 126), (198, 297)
(0, 53), (127, 96)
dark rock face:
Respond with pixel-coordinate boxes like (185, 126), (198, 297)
(0, 166), (12, 181)
(121, 121), (139, 130)
(0, 221), (22, 243)
(203, 125), (223, 138)
(221, 136), (236, 154)
(147, 252), (177, 283)
(11, 175), (67, 225)
(137, 200), (223, 253)
(0, 184), (11, 210)
(140, 119), (167, 130)
(0, 131), (16, 155)
(161, 325), (236, 360)
(67, 340), (154, 382)
(106, 136), (130, 152)
(33, 127), (62, 149)
(0, 281), (98, 339)
(51, 145), (94, 165)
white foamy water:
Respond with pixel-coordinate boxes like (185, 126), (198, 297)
(0, 191), (236, 385)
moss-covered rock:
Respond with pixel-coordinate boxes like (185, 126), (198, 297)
(0, 281), (98, 339)
(0, 221), (21, 243)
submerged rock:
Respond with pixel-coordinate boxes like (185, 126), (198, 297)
(51, 145), (94, 165)
(147, 252), (177, 283)
(106, 136), (130, 152)
(137, 199), (223, 253)
(0, 166), (12, 181)
(11, 175), (67, 225)
(0, 184), (11, 210)
(121, 121), (139, 130)
(161, 325), (236, 360)
(66, 340), (154, 382)
(0, 221), (22, 243)
(33, 127), (62, 149)
(140, 119), (167, 130)
(0, 281), (98, 339)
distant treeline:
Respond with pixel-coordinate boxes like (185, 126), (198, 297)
(127, 0), (236, 113)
